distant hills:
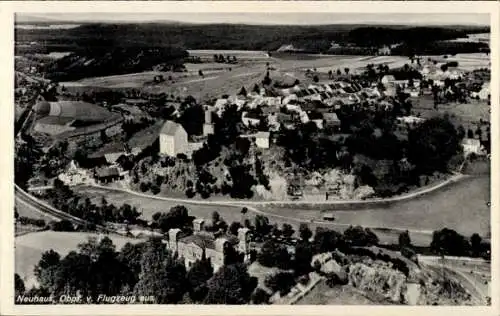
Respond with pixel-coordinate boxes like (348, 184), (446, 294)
(16, 22), (489, 53)
(15, 22), (489, 81)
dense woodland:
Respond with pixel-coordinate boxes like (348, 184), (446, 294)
(16, 23), (489, 53)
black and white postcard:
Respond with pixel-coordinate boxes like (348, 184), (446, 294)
(0, 1), (498, 316)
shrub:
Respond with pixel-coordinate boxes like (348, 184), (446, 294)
(18, 216), (46, 227)
(298, 274), (310, 286)
(185, 187), (196, 198)
(139, 182), (150, 192)
(401, 246), (417, 261)
(51, 220), (75, 232)
(258, 241), (291, 269)
(325, 270), (348, 287)
(264, 272), (295, 296)
(251, 288), (270, 304)
(150, 184), (161, 195)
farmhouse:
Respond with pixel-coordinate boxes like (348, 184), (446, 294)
(159, 120), (189, 157)
(94, 165), (127, 184)
(323, 112), (341, 130)
(165, 224), (251, 272)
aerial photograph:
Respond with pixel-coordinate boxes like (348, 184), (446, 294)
(13, 12), (491, 306)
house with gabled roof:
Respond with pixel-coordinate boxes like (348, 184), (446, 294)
(159, 120), (188, 156)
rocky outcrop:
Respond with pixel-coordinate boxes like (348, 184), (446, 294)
(348, 261), (407, 303)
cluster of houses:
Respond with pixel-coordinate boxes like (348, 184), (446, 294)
(51, 56), (490, 188)
(57, 160), (129, 186)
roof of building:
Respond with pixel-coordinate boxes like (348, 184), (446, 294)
(180, 232), (239, 250)
(160, 120), (183, 136)
(323, 112), (340, 123)
(181, 232), (216, 250)
(255, 131), (270, 139)
(95, 166), (121, 178)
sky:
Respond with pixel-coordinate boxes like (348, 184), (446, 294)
(17, 13), (490, 26)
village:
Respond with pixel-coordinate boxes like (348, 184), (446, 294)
(30, 53), (490, 204)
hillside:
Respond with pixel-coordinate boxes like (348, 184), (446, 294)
(16, 23), (489, 55)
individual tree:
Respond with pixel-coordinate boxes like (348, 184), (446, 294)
(223, 243), (243, 265)
(229, 221), (243, 236)
(467, 129), (474, 139)
(270, 224), (281, 238)
(187, 254), (214, 302)
(398, 230), (412, 249)
(133, 237), (188, 303)
(470, 233), (483, 256)
(407, 116), (462, 174)
(299, 223), (313, 241)
(344, 68), (350, 75)
(118, 242), (146, 289)
(254, 215), (271, 236)
(262, 71), (272, 86)
(204, 263), (257, 304)
(430, 228), (471, 257)
(258, 240), (291, 269)
(281, 223), (295, 239)
(238, 86), (248, 97)
(251, 288), (271, 304)
(15, 273), (25, 296)
(313, 75), (319, 83)
(264, 272), (296, 296)
(34, 249), (62, 292)
(343, 225), (379, 247)
(212, 211), (221, 226)
(294, 241), (313, 275)
(155, 205), (190, 233)
(313, 227), (344, 253)
(179, 103), (205, 136)
(253, 84), (260, 94)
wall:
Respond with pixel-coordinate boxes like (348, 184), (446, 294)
(159, 134), (175, 156)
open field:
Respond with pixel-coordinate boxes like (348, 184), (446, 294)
(57, 52), (488, 103)
(15, 195), (60, 221)
(309, 55), (409, 73)
(430, 53), (490, 72)
(411, 95), (489, 125)
(15, 231), (143, 288)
